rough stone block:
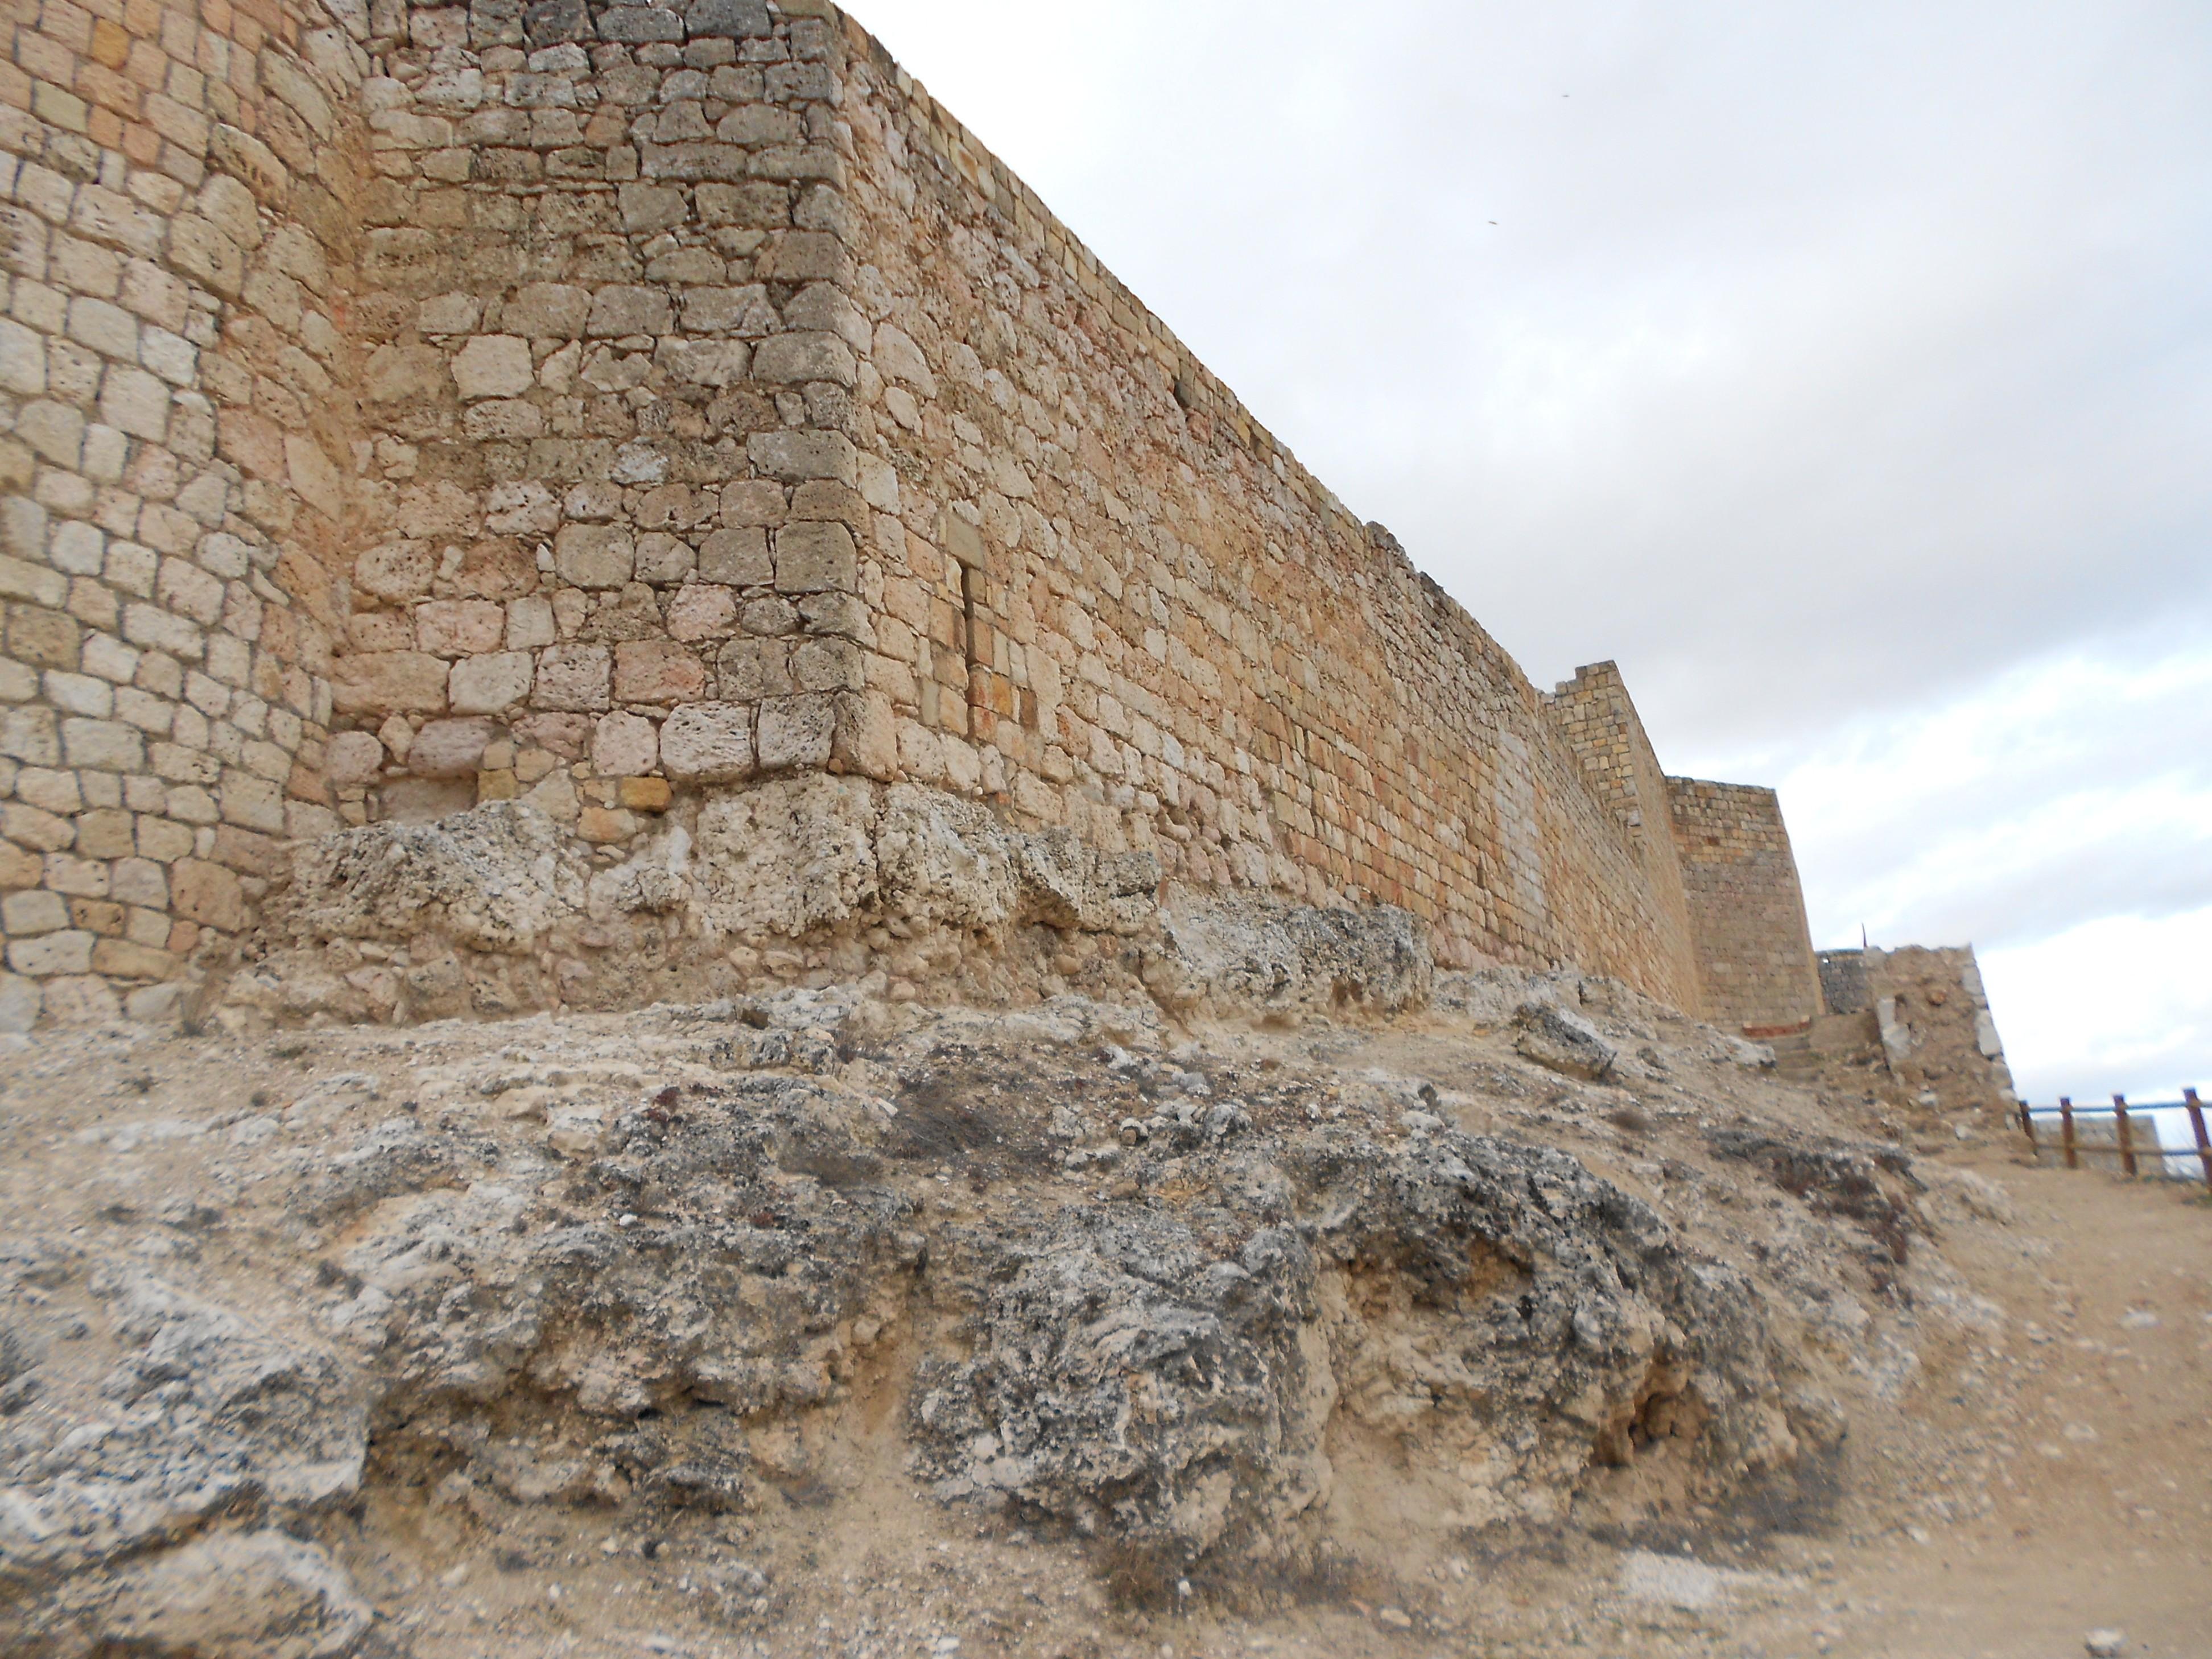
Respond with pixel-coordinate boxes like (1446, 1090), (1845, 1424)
(523, 0), (590, 47)
(355, 542), (436, 603)
(501, 282), (591, 338)
(774, 521), (858, 593)
(449, 652), (536, 715)
(596, 3), (683, 42)
(618, 183), (686, 233)
(667, 339), (749, 386)
(661, 583), (737, 642)
(747, 430), (856, 486)
(757, 695), (835, 771)
(587, 284), (674, 337)
(613, 641), (706, 705)
(8, 930), (95, 977)
(2, 889), (71, 935)
(592, 711), (659, 777)
(699, 526), (771, 585)
(686, 0), (771, 36)
(555, 523), (634, 588)
(409, 718), (501, 779)
(634, 534), (696, 586)
(90, 938), (175, 981)
(752, 331), (856, 387)
(63, 717), (145, 771)
(534, 644), (612, 712)
(332, 651), (450, 716)
(832, 690), (897, 782)
(416, 600), (507, 657)
(452, 334), (535, 399)
(659, 701), (754, 783)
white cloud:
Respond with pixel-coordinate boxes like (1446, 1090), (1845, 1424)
(1983, 908), (2212, 1106)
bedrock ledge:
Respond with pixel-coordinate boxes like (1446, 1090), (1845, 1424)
(218, 779), (1436, 1030)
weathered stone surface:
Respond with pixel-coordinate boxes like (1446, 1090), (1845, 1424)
(592, 711), (659, 777)
(659, 701), (754, 785)
(694, 774), (877, 938)
(876, 783), (1018, 928)
(452, 333), (534, 399)
(449, 651), (535, 715)
(1513, 1000), (1620, 1082)
(1150, 892), (1434, 1016)
(408, 717), (501, 779)
(271, 802), (577, 954)
(0, 1270), (369, 1641)
(81, 1530), (373, 1659)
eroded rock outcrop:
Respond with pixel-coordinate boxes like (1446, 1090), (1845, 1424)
(225, 784), (1408, 1029)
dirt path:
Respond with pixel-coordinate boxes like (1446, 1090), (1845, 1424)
(1748, 1148), (2212, 1659)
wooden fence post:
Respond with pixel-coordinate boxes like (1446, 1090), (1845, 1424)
(2020, 1100), (2038, 1161)
(2061, 1097), (2078, 1170)
(2186, 1089), (2211, 1190)
(2114, 1093), (2137, 1179)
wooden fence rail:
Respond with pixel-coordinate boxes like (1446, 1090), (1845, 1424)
(2017, 1089), (2212, 1187)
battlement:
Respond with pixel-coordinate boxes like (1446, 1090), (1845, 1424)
(0, 0), (1831, 1030)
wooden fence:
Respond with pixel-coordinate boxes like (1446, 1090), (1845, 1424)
(2018, 1089), (2212, 1186)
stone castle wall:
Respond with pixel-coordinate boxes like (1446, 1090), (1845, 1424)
(3, 0), (1843, 1029)
(1, 0), (365, 1030)
(1819, 944), (2018, 1112)
(1544, 661), (1700, 998)
(1666, 777), (1823, 1032)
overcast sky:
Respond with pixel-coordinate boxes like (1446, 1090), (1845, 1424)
(847, 0), (2212, 1105)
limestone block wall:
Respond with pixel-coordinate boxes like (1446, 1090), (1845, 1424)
(1546, 660), (1700, 1014)
(821, 16), (1709, 1006)
(0, 0), (366, 1031)
(319, 0), (898, 852)
(1665, 777), (1823, 1033)
(2, 0), (1842, 1027)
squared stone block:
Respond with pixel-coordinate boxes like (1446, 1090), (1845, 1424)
(666, 583), (738, 642)
(332, 651), (450, 716)
(596, 4), (683, 43)
(534, 644), (613, 712)
(700, 526), (771, 585)
(774, 521), (857, 594)
(555, 523), (634, 588)
(592, 711), (659, 777)
(757, 694), (835, 771)
(614, 640), (706, 705)
(685, 0), (770, 37)
(659, 701), (754, 783)
(452, 334), (535, 399)
(746, 430), (857, 486)
(416, 599), (507, 657)
(449, 653), (535, 715)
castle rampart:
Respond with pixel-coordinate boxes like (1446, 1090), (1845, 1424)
(2, 0), (1837, 1031)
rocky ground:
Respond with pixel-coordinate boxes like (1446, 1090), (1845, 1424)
(1, 963), (2206, 1659)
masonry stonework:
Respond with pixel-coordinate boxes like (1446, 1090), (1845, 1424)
(1, 0), (364, 1031)
(1666, 778), (1824, 1033)
(3, 0), (1851, 1033)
